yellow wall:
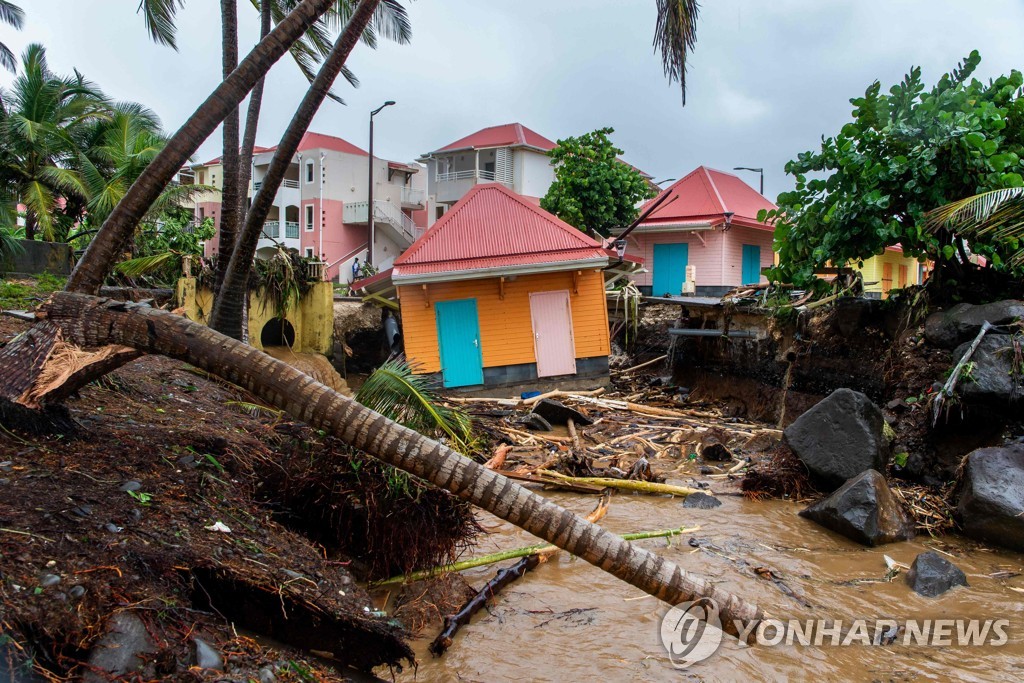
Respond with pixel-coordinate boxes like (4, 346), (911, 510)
(853, 251), (922, 298)
(175, 277), (333, 355)
(398, 269), (610, 374)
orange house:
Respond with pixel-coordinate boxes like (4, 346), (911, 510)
(355, 184), (630, 389)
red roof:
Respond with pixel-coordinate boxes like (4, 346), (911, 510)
(393, 183), (608, 280)
(638, 166), (777, 231)
(197, 132), (367, 167)
(431, 123), (556, 154)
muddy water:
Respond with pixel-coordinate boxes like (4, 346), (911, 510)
(390, 491), (1024, 682)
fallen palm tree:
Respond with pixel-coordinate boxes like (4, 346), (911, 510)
(10, 292), (764, 641)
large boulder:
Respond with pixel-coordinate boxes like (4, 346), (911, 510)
(924, 300), (1024, 349)
(783, 388), (889, 490)
(906, 551), (968, 597)
(957, 445), (1024, 551)
(84, 612), (157, 682)
(799, 469), (915, 546)
(951, 334), (1022, 404)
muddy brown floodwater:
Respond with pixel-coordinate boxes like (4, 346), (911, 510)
(389, 490), (1024, 682)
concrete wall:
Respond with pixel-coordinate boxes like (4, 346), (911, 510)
(1, 239), (75, 275)
(175, 277), (333, 355)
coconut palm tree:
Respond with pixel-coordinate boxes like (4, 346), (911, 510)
(0, 1), (25, 73)
(67, 0), (342, 292)
(31, 290), (764, 638)
(209, 0), (409, 339)
(0, 44), (108, 241)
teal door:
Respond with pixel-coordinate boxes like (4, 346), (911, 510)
(742, 244), (762, 285)
(653, 243), (688, 296)
(435, 299), (484, 388)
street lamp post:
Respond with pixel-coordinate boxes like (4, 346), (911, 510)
(733, 166), (764, 196)
(366, 100), (396, 267)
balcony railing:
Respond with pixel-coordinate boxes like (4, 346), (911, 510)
(262, 221), (280, 239)
(343, 199), (422, 243)
(253, 178), (300, 192)
(285, 221), (300, 239)
(435, 169), (497, 183)
(401, 186), (426, 207)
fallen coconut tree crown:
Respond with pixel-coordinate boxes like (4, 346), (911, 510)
(23, 292), (764, 639)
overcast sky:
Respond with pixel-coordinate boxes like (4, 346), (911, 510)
(2, 1), (1022, 199)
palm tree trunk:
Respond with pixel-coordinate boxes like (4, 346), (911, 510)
(214, 0), (242, 294)
(236, 0), (273, 225)
(65, 0), (339, 295)
(24, 208), (35, 241)
(209, 0), (380, 339)
(39, 291), (765, 640)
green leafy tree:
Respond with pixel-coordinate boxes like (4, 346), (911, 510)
(541, 127), (657, 238)
(765, 51), (1024, 287)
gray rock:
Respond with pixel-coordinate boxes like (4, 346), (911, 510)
(957, 445), (1024, 551)
(951, 334), (1022, 404)
(84, 612), (156, 681)
(906, 551), (968, 597)
(119, 480), (142, 492)
(783, 389), (890, 490)
(924, 300), (1024, 349)
(530, 399), (593, 426)
(681, 492), (722, 509)
(69, 585), (86, 599)
(39, 573), (61, 587)
(259, 666), (278, 683)
(517, 413), (552, 432)
(799, 470), (915, 546)
(193, 637), (223, 671)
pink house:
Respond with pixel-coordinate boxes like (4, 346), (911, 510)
(622, 166), (777, 297)
(193, 132), (428, 282)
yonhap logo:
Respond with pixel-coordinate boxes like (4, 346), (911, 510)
(659, 599), (724, 668)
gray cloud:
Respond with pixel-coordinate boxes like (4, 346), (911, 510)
(1, 1), (1021, 199)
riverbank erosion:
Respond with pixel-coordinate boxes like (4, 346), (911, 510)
(0, 316), (481, 680)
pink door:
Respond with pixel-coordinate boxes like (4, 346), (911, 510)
(530, 290), (577, 378)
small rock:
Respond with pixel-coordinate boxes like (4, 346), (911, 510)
(799, 470), (915, 546)
(105, 523), (123, 534)
(259, 667), (278, 683)
(177, 455), (196, 467)
(530, 399), (593, 427)
(699, 466), (714, 475)
(905, 551), (968, 597)
(69, 585), (86, 599)
(193, 638), (223, 671)
(885, 398), (908, 412)
(71, 505), (93, 518)
(649, 375), (674, 387)
(681, 492), (722, 509)
(119, 481), (142, 492)
(39, 574), (61, 587)
(517, 413), (553, 432)
(85, 612), (156, 681)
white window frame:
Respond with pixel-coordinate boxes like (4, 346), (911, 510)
(305, 204), (314, 232)
(305, 159), (314, 184)
(304, 247), (314, 258)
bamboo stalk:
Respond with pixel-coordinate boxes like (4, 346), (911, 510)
(932, 321), (993, 426)
(372, 525), (700, 587)
(536, 470), (705, 497)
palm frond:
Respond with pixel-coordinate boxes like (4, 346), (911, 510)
(653, 0), (700, 105)
(225, 400), (284, 419)
(115, 251), (178, 277)
(0, 1), (24, 29)
(137, 0), (185, 50)
(925, 188), (1024, 267)
(356, 356), (474, 452)
(0, 42), (15, 73)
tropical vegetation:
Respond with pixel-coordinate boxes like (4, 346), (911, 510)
(541, 127), (657, 238)
(765, 51), (1024, 290)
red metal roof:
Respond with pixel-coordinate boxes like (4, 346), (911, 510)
(295, 131), (367, 156)
(431, 123), (557, 153)
(393, 183), (608, 278)
(638, 166), (777, 231)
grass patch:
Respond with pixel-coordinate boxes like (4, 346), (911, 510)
(0, 273), (66, 310)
